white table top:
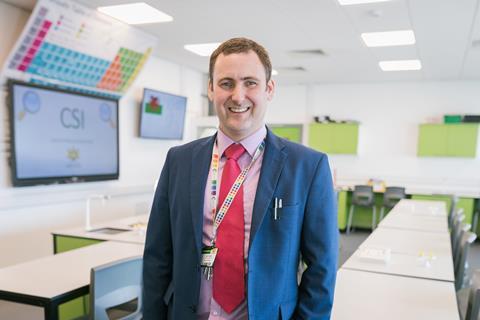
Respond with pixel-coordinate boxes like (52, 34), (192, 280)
(390, 199), (447, 217)
(343, 227), (455, 282)
(331, 269), (460, 320)
(378, 211), (449, 233)
(52, 215), (149, 244)
(0, 241), (144, 299)
(341, 247), (454, 282)
(359, 227), (452, 257)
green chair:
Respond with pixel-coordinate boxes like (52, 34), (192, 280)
(379, 186), (406, 221)
(346, 185), (376, 234)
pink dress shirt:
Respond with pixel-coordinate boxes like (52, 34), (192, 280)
(197, 126), (267, 319)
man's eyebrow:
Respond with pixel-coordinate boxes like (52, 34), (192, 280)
(217, 76), (260, 82)
(217, 77), (234, 82)
(241, 76), (260, 81)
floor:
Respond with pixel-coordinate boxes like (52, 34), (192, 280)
(2, 229), (480, 319)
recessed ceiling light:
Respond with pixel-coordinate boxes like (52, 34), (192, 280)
(379, 60), (422, 71)
(97, 2), (173, 25)
(272, 69), (278, 76)
(361, 30), (415, 47)
(361, 30), (416, 47)
(184, 43), (221, 57)
(338, 0), (392, 5)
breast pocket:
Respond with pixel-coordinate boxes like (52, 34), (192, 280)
(272, 202), (300, 221)
(269, 202), (301, 238)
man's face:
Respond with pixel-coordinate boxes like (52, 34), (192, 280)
(208, 51), (275, 141)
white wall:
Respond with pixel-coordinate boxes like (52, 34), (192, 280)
(0, 2), (204, 267)
(264, 80), (480, 193)
(309, 82), (480, 193)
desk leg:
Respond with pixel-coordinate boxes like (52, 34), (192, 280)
(44, 302), (59, 320)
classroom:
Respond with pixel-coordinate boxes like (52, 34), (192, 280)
(0, 0), (479, 319)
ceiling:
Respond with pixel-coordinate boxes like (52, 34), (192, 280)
(5, 0), (480, 85)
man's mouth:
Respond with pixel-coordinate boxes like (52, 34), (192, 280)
(228, 106), (251, 113)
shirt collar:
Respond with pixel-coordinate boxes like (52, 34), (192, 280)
(217, 126), (267, 158)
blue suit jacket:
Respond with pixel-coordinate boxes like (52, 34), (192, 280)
(143, 129), (338, 319)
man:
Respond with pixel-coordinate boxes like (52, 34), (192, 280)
(143, 37), (338, 320)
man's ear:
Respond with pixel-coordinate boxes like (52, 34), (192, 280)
(207, 80), (214, 101)
(266, 79), (275, 101)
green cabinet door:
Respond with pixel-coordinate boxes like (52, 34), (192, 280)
(447, 125), (478, 157)
(418, 124), (478, 157)
(270, 125), (302, 143)
(332, 124), (358, 154)
(309, 123), (358, 154)
(417, 125), (448, 156)
(309, 123), (332, 153)
(53, 235), (103, 320)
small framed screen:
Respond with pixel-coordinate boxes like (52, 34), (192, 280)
(139, 88), (187, 140)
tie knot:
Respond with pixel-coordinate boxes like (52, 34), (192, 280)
(224, 143), (246, 161)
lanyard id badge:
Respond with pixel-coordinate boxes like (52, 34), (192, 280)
(201, 245), (218, 280)
(200, 139), (265, 280)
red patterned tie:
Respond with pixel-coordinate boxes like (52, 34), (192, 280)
(213, 143), (246, 313)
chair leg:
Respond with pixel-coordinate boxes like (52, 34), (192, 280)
(347, 205), (355, 235)
(379, 206), (385, 221)
(372, 206), (377, 231)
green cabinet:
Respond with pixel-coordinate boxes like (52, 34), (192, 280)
(54, 235), (103, 254)
(270, 125), (302, 143)
(418, 124), (478, 157)
(53, 235), (103, 320)
(309, 123), (359, 154)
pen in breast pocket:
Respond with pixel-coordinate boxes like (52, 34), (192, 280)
(274, 197), (283, 220)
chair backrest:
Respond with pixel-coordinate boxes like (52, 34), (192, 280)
(352, 185), (374, 207)
(451, 211), (466, 247)
(449, 195), (459, 223)
(382, 186), (406, 208)
(466, 269), (480, 320)
(90, 256), (143, 320)
(454, 223), (471, 268)
(450, 207), (465, 230)
(456, 232), (477, 291)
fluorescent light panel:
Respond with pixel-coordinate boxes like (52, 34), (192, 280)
(379, 59), (422, 71)
(362, 30), (415, 47)
(272, 69), (278, 76)
(338, 0), (392, 5)
(97, 2), (173, 25)
(184, 43), (221, 57)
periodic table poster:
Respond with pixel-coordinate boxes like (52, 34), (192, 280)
(2, 0), (158, 96)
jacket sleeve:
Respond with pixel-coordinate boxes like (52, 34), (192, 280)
(295, 154), (338, 319)
(143, 149), (173, 320)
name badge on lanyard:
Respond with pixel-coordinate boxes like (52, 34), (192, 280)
(200, 139), (265, 280)
(201, 245), (218, 280)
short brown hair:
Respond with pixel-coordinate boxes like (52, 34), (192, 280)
(209, 37), (272, 83)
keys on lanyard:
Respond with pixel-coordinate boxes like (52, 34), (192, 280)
(201, 245), (218, 280)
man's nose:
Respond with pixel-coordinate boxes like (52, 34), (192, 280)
(231, 85), (246, 104)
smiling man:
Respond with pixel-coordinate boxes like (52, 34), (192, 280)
(143, 38), (338, 320)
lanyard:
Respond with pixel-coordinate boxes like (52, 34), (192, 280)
(209, 139), (265, 244)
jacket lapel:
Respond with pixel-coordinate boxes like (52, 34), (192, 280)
(249, 129), (287, 247)
(190, 135), (216, 257)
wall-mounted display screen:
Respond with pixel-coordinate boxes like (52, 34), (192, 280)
(8, 80), (119, 187)
(140, 88), (187, 140)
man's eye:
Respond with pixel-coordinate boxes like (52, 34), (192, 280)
(245, 81), (257, 87)
(219, 82), (233, 89)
